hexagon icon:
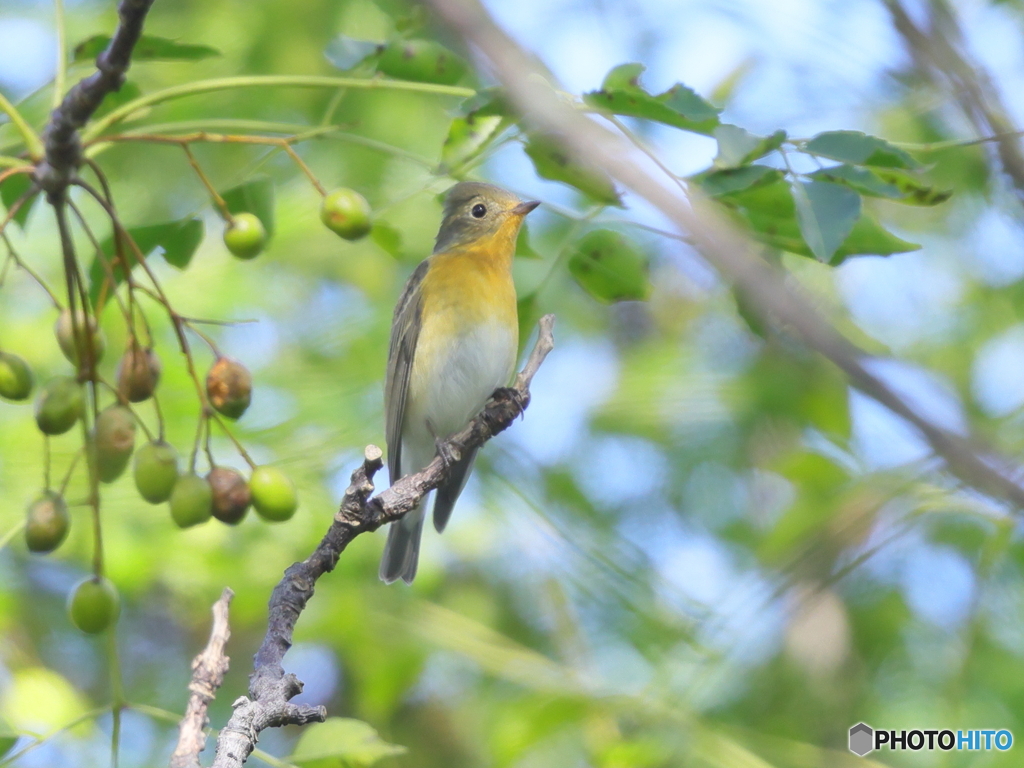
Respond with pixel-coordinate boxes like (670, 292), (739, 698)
(849, 722), (874, 757)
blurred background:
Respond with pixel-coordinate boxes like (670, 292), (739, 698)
(2, 0), (1024, 766)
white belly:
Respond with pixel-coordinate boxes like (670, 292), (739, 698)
(405, 319), (517, 452)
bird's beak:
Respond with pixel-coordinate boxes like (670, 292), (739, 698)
(512, 200), (541, 217)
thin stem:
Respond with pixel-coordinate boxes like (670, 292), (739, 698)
(210, 413), (257, 470)
(189, 412), (206, 473)
(0, 706), (109, 767)
(320, 87), (347, 126)
(605, 114), (688, 194)
(58, 448), (83, 495)
(0, 156), (29, 169)
(0, 188), (37, 242)
(183, 320), (222, 356)
(282, 143), (327, 196)
(83, 75), (475, 141)
(107, 631), (125, 768)
(0, 519), (27, 552)
(152, 390), (165, 441)
(66, 199), (133, 324)
(1, 234), (63, 308)
(0, 91), (44, 160)
(43, 435), (51, 491)
(182, 144), (233, 221)
(52, 0), (67, 110)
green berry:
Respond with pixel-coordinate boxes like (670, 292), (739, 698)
(95, 405), (136, 483)
(208, 467), (251, 525)
(0, 352), (33, 401)
(55, 308), (106, 366)
(34, 376), (84, 435)
(25, 491), (69, 553)
(223, 213), (267, 259)
(320, 188), (372, 240)
(377, 39), (468, 85)
(68, 576), (120, 634)
(249, 466), (298, 522)
(169, 473), (213, 528)
(134, 441), (179, 504)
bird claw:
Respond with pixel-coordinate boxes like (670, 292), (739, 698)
(492, 387), (528, 417)
(435, 437), (461, 468)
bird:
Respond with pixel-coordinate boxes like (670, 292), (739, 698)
(379, 181), (539, 584)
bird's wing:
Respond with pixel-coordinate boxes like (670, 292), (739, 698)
(384, 258), (430, 484)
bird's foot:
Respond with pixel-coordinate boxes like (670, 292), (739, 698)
(435, 437), (461, 469)
(492, 387), (529, 417)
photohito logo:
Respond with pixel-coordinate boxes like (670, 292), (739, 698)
(848, 723), (1013, 757)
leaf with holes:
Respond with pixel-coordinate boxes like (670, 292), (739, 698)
(73, 34), (220, 62)
(583, 62), (721, 135)
(88, 218), (204, 308)
(440, 113), (507, 173)
(804, 130), (919, 169)
(524, 134), (621, 206)
(221, 176), (275, 237)
(691, 165), (783, 197)
(793, 181), (862, 262)
(568, 229), (649, 302)
(289, 718), (406, 768)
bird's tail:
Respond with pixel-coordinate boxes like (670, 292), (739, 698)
(379, 501), (425, 584)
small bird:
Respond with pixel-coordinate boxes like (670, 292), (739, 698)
(380, 182), (539, 584)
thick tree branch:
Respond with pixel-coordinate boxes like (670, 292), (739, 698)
(171, 588), (234, 768)
(424, 0), (1024, 508)
(210, 315), (556, 768)
(35, 0), (156, 197)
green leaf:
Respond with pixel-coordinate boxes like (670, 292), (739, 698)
(583, 62), (720, 135)
(370, 221), (403, 259)
(718, 178), (919, 261)
(457, 87), (514, 118)
(691, 165), (783, 197)
(0, 719), (17, 759)
(73, 34), (220, 63)
(289, 718), (406, 768)
(809, 164), (952, 206)
(567, 229), (649, 302)
(324, 35), (382, 70)
(88, 218), (204, 307)
(0, 172), (37, 230)
(221, 175), (275, 237)
(440, 113), (506, 173)
(516, 221), (542, 259)
(524, 134), (621, 206)
(872, 168), (953, 206)
(713, 125), (786, 168)
(792, 181), (861, 262)
(804, 130), (920, 169)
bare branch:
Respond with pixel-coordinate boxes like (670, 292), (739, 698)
(171, 588), (234, 768)
(35, 0), (156, 198)
(423, 0), (1024, 508)
(211, 316), (556, 768)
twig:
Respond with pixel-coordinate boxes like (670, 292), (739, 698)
(423, 0), (1024, 508)
(170, 588), (234, 768)
(210, 315), (556, 768)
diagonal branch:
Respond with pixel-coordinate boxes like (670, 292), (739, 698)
(424, 0), (1024, 509)
(210, 315), (556, 768)
(35, 0), (156, 197)
(171, 588), (234, 768)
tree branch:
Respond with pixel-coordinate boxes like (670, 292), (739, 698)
(424, 0), (1024, 509)
(171, 588), (234, 768)
(210, 315), (556, 768)
(34, 0), (156, 197)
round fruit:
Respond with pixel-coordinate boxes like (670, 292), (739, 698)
(377, 39), (467, 85)
(207, 467), (251, 525)
(35, 376), (84, 435)
(116, 343), (161, 402)
(94, 404), (136, 483)
(320, 188), (372, 240)
(55, 308), (106, 366)
(0, 352), (33, 401)
(25, 491), (69, 553)
(68, 576), (120, 634)
(206, 357), (252, 419)
(249, 466), (298, 522)
(223, 213), (266, 260)
(169, 473), (212, 528)
(134, 441), (179, 503)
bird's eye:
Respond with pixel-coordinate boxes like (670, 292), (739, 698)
(471, 203), (487, 218)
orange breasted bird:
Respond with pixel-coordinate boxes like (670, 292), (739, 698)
(380, 182), (539, 584)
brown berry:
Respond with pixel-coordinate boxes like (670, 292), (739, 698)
(116, 341), (161, 402)
(207, 467), (252, 525)
(206, 357), (252, 419)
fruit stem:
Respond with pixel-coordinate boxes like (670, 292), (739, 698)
(58, 448), (83, 495)
(182, 144), (234, 222)
(151, 391), (166, 442)
(106, 630), (126, 768)
(43, 435), (51, 491)
(66, 199), (134, 332)
(182, 320), (222, 357)
(281, 143), (328, 196)
(211, 412), (258, 470)
(1, 232), (63, 309)
(189, 412), (206, 473)
(0, 519), (27, 552)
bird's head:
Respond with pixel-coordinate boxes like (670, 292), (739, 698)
(434, 181), (539, 254)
